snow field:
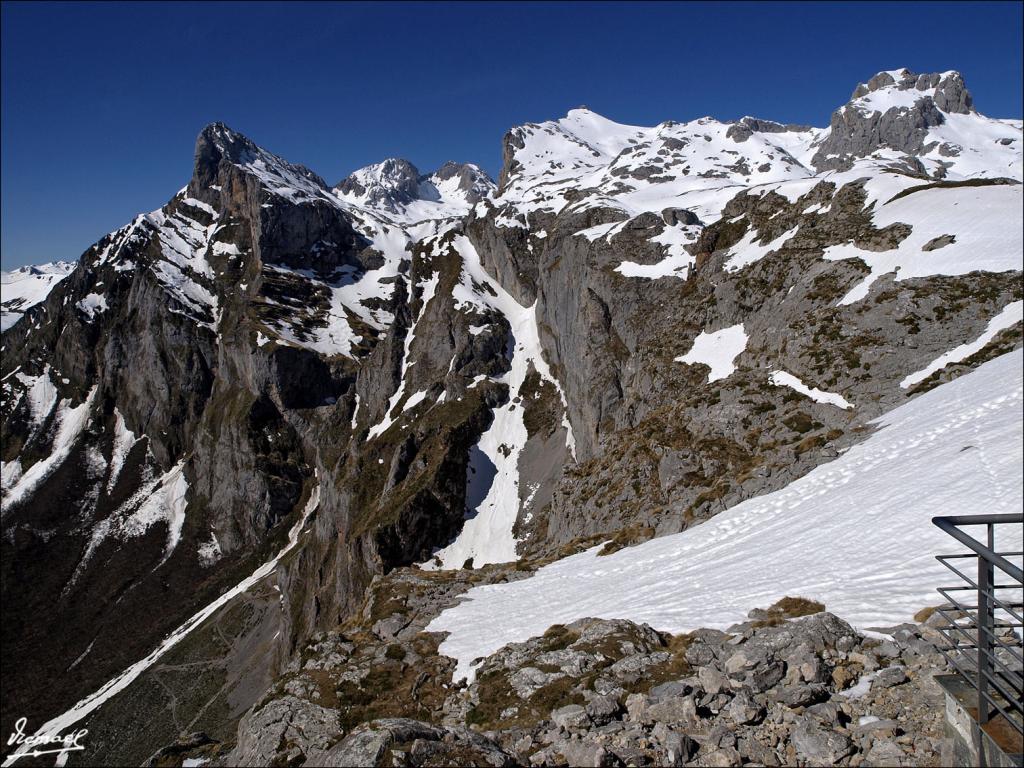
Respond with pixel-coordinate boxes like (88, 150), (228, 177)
(428, 351), (1024, 682)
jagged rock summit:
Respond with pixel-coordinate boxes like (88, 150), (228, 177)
(851, 68), (973, 113)
(810, 68), (1012, 173)
(194, 120), (332, 197)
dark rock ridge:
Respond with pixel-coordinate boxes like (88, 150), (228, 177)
(726, 116), (815, 142)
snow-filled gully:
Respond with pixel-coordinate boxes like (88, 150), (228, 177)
(426, 235), (575, 570)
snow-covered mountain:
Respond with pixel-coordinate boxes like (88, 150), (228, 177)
(334, 158), (495, 222)
(1, 69), (1021, 766)
(0, 261), (76, 331)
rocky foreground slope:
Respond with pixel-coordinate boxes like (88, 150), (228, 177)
(1, 68), (1022, 765)
(155, 566), (960, 768)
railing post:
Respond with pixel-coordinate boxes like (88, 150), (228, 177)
(976, 522), (995, 724)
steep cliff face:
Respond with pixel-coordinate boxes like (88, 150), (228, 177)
(1, 69), (1021, 764)
(0, 125), (509, 744)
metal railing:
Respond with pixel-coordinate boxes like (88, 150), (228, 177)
(932, 514), (1023, 740)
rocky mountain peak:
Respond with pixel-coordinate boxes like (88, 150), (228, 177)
(811, 68), (986, 172)
(429, 161), (495, 205)
(334, 158), (423, 211)
(191, 121), (328, 198)
(850, 68), (973, 114)
(192, 121), (243, 188)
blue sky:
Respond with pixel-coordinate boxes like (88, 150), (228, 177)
(2, 1), (1021, 269)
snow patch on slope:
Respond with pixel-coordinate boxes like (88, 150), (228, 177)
(1, 387), (97, 511)
(107, 409), (139, 492)
(901, 300), (1023, 388)
(725, 226), (799, 272)
(72, 459), (190, 583)
(675, 324), (747, 382)
(366, 268), (442, 441)
(770, 370), (854, 409)
(425, 235), (576, 569)
(15, 365), (58, 429)
(614, 223), (698, 279)
(123, 462), (190, 561)
(76, 292), (108, 320)
(197, 533), (223, 567)
(823, 184), (1023, 304)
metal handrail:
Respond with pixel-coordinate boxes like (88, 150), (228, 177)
(933, 515), (1024, 581)
(932, 514), (1023, 739)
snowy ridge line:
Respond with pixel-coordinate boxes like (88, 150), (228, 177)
(489, 90), (1019, 293)
(1, 261), (76, 332)
(0, 477), (322, 768)
(427, 351), (1024, 682)
(494, 108), (820, 228)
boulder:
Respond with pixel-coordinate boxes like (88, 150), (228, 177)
(872, 666), (908, 689)
(585, 694), (622, 726)
(551, 704), (592, 730)
(726, 692), (765, 725)
(644, 694), (698, 725)
(791, 718), (852, 764)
